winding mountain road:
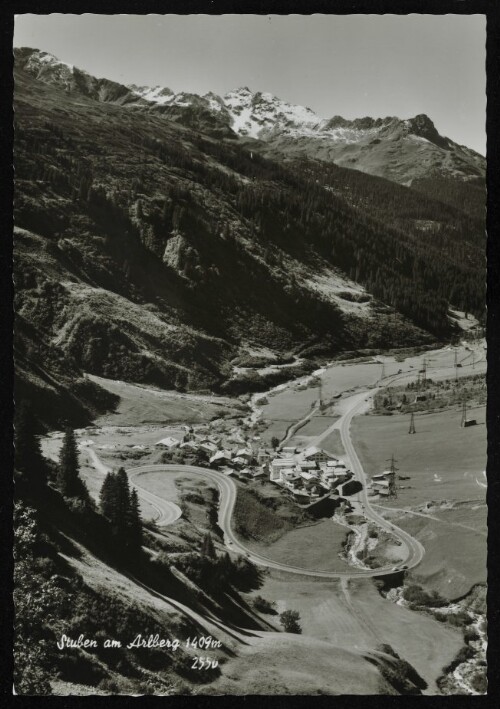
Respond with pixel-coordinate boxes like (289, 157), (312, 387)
(87, 447), (183, 526)
(90, 339), (485, 580)
(123, 381), (424, 579)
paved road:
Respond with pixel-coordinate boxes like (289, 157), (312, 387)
(86, 447), (182, 526)
(339, 390), (426, 573)
(128, 469), (182, 526)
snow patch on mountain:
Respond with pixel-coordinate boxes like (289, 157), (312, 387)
(24, 49), (76, 84)
(129, 84), (174, 105)
(224, 87), (320, 137)
(203, 92), (225, 113)
(36, 51), (74, 71)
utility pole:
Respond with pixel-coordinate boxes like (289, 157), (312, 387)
(381, 361), (386, 380)
(472, 351), (475, 370)
(318, 377), (323, 410)
(461, 400), (467, 427)
(422, 358), (427, 385)
(454, 349), (458, 381)
(409, 412), (416, 434)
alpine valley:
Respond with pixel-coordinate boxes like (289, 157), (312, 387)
(14, 48), (485, 426)
(13, 47), (488, 697)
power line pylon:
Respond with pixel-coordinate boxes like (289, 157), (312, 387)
(409, 412), (416, 434)
(386, 454), (399, 497)
(387, 453), (399, 476)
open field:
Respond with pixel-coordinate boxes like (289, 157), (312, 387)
(259, 420), (294, 447)
(43, 424), (191, 465)
(318, 429), (346, 458)
(319, 362), (380, 398)
(130, 470), (183, 504)
(378, 506), (487, 600)
(256, 341), (484, 448)
(296, 415), (339, 437)
(261, 389), (318, 426)
(352, 405), (486, 507)
(244, 519), (351, 573)
(434, 502), (487, 535)
(258, 362), (380, 446)
(286, 415), (342, 450)
(88, 374), (242, 426)
(253, 573), (463, 693)
(260, 362), (380, 425)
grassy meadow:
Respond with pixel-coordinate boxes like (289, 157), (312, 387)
(352, 405), (486, 507)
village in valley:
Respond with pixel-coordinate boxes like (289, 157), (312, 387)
(152, 421), (397, 514)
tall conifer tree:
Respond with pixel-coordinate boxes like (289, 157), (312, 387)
(115, 468), (130, 518)
(57, 428), (79, 497)
(99, 472), (117, 520)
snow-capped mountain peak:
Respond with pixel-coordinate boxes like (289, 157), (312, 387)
(223, 87), (321, 138)
(20, 48), (77, 88)
(15, 46), (485, 185)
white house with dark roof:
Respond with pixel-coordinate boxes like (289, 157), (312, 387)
(301, 446), (336, 463)
(232, 456), (248, 468)
(236, 448), (254, 461)
(156, 436), (181, 449)
(209, 450), (233, 467)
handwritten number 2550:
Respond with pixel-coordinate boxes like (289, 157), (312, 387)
(191, 656), (219, 670)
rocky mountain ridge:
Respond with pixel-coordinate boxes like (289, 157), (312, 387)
(15, 47), (485, 186)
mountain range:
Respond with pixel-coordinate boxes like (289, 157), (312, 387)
(16, 47), (485, 187)
(13, 48), (486, 426)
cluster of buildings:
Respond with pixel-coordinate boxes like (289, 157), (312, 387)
(155, 427), (362, 510)
(207, 447), (266, 480)
(155, 426), (266, 480)
(268, 445), (357, 503)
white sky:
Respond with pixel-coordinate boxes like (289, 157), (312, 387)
(14, 13), (486, 155)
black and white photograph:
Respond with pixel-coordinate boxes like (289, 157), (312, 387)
(11, 11), (488, 696)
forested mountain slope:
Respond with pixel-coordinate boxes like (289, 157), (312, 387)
(13, 50), (485, 425)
